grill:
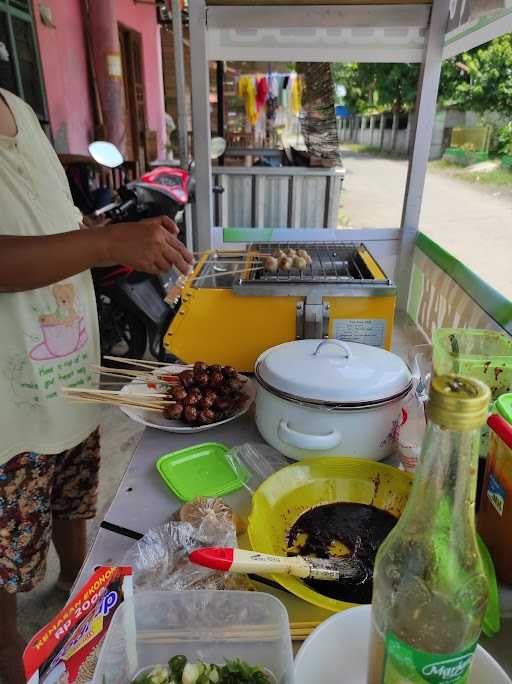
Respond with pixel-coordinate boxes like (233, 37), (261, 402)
(248, 242), (389, 284)
(192, 242), (389, 290)
(166, 241), (397, 370)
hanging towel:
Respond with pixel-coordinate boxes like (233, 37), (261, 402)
(238, 75), (258, 126)
(256, 76), (269, 111)
(290, 75), (302, 115)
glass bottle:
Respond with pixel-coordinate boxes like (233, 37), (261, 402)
(368, 374), (490, 684)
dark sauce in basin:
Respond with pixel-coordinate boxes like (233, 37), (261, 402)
(287, 502), (398, 604)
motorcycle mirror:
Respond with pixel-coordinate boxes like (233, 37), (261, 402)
(88, 141), (124, 169)
(210, 137), (226, 160)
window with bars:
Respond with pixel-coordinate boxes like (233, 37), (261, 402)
(0, 0), (47, 121)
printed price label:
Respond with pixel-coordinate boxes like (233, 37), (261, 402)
(333, 318), (386, 347)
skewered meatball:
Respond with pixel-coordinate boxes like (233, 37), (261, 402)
(164, 403), (184, 421)
(278, 256), (293, 272)
(297, 249), (309, 259)
(187, 387), (202, 398)
(209, 371), (224, 388)
(263, 256), (278, 273)
(284, 248), (297, 258)
(197, 408), (216, 425)
(226, 376), (244, 391)
(193, 372), (210, 387)
(214, 396), (231, 413)
(183, 406), (198, 424)
(222, 366), (237, 378)
(272, 248), (286, 259)
(183, 392), (200, 406)
(208, 364), (222, 374)
(204, 389), (217, 402)
(292, 256), (307, 271)
(198, 396), (215, 410)
(170, 386), (188, 401)
(194, 361), (208, 374)
(179, 370), (195, 387)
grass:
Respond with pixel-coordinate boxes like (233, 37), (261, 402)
(341, 143), (407, 159)
(457, 168), (512, 187)
(429, 158), (512, 189)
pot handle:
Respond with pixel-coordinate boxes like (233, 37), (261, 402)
(313, 339), (351, 359)
(278, 420), (342, 451)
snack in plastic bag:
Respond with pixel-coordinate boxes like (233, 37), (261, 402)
(123, 498), (252, 593)
(23, 566), (132, 684)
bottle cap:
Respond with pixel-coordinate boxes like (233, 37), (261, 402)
(428, 374), (491, 431)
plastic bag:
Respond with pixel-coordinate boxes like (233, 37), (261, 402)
(123, 498), (252, 593)
(397, 345), (432, 472)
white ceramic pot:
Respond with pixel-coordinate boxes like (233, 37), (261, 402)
(254, 339), (412, 461)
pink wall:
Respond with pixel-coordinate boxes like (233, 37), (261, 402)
(34, 0), (94, 155)
(116, 0), (166, 158)
(34, 0), (165, 158)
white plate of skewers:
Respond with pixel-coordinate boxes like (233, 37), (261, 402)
(63, 357), (256, 434)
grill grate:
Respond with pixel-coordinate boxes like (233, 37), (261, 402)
(247, 242), (385, 284)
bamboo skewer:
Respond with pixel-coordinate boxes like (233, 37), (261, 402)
(61, 386), (175, 412)
(189, 265), (265, 283)
(89, 365), (180, 385)
(63, 388), (170, 399)
(103, 356), (177, 368)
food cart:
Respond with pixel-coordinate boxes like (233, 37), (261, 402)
(66, 0), (512, 680)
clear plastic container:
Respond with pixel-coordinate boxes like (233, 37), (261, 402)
(432, 329), (512, 400)
(93, 590), (294, 684)
(433, 329), (512, 458)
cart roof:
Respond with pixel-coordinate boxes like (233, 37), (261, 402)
(204, 0), (512, 62)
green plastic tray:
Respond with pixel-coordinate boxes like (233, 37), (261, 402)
(156, 442), (249, 502)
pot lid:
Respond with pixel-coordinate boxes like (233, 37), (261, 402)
(256, 339), (412, 405)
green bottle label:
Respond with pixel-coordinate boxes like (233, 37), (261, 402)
(382, 633), (478, 683)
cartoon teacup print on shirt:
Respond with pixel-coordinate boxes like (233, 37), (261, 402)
(39, 283), (78, 327)
(29, 283), (88, 361)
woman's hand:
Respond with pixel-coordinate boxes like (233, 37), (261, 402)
(99, 216), (194, 275)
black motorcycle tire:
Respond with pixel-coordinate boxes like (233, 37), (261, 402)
(98, 296), (147, 363)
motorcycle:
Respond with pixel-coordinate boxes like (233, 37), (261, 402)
(65, 139), (225, 362)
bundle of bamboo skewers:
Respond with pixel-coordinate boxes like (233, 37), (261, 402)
(137, 620), (321, 644)
(61, 356), (182, 411)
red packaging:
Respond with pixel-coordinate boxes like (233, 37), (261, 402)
(24, 566), (132, 684)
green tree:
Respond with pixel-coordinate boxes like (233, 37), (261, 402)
(452, 34), (512, 115)
(333, 34), (512, 116)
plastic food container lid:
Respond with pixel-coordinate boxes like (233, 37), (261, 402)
(156, 443), (249, 501)
(495, 393), (512, 426)
(255, 339), (412, 405)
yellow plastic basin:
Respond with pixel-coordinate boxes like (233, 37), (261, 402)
(248, 457), (412, 613)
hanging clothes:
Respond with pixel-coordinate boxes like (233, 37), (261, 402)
(238, 75), (258, 126)
(255, 76), (269, 111)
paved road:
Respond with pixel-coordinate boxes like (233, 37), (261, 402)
(340, 150), (512, 300)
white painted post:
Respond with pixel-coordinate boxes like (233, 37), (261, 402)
(379, 114), (385, 150)
(397, 0), (450, 310)
(360, 115), (366, 145)
(391, 113), (399, 152)
(189, 0), (214, 251)
(369, 116), (375, 147)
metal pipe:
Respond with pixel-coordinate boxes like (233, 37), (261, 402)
(397, 0), (450, 310)
(189, 0), (214, 251)
(167, 0), (189, 167)
(216, 60), (225, 165)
